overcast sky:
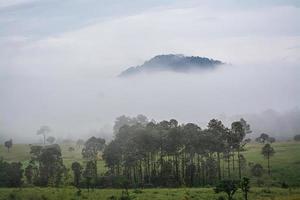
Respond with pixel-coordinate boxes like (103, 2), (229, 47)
(1, 0), (300, 142)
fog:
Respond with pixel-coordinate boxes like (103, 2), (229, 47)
(0, 0), (300, 142)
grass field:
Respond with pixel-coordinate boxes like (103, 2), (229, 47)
(1, 142), (300, 187)
(0, 187), (300, 200)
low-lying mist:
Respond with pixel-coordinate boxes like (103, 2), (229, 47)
(0, 62), (299, 143)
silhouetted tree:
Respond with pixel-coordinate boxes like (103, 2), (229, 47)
(25, 163), (35, 184)
(231, 121), (246, 179)
(240, 177), (250, 200)
(261, 144), (275, 175)
(0, 159), (10, 187)
(83, 161), (97, 191)
(36, 126), (51, 145)
(255, 133), (269, 144)
(71, 162), (82, 188)
(7, 162), (23, 187)
(4, 139), (12, 152)
(82, 136), (105, 177)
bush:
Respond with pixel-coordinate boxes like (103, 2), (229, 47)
(281, 181), (289, 188)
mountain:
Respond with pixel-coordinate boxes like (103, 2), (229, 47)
(119, 54), (224, 77)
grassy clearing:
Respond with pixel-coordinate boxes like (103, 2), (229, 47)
(0, 187), (299, 200)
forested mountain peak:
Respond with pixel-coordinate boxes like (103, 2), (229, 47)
(119, 54), (224, 77)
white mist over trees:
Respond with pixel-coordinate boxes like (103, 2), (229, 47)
(0, 1), (299, 142)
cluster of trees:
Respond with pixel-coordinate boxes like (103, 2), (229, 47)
(24, 144), (66, 186)
(0, 159), (23, 187)
(0, 116), (280, 191)
(0, 144), (67, 187)
(102, 118), (252, 187)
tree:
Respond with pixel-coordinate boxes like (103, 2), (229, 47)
(7, 162), (23, 187)
(267, 137), (276, 143)
(46, 136), (55, 144)
(4, 139), (13, 152)
(251, 163), (264, 177)
(71, 162), (82, 188)
(113, 114), (149, 134)
(102, 140), (122, 175)
(82, 137), (105, 161)
(255, 133), (269, 144)
(294, 134), (300, 141)
(25, 164), (35, 184)
(215, 179), (239, 200)
(83, 161), (97, 191)
(0, 160), (23, 187)
(207, 119), (227, 181)
(240, 177), (250, 200)
(231, 121), (246, 179)
(261, 144), (275, 175)
(37, 126), (51, 145)
(82, 136), (105, 178)
(30, 144), (65, 186)
(0, 159), (10, 187)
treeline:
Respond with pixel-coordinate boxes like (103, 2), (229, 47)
(102, 118), (251, 187)
(0, 117), (280, 189)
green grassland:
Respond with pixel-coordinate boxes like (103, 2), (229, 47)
(0, 187), (300, 200)
(1, 142), (300, 199)
(1, 141), (300, 186)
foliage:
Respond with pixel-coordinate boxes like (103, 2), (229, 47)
(29, 144), (66, 186)
(82, 137), (105, 161)
(71, 162), (82, 188)
(102, 118), (253, 187)
(214, 179), (240, 200)
(240, 177), (250, 200)
(0, 159), (23, 187)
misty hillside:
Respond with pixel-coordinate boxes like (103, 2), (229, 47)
(119, 54), (224, 77)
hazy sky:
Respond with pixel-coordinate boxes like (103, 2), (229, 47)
(0, 0), (300, 142)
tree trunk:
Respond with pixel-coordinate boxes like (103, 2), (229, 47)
(232, 152), (235, 171)
(268, 154), (270, 176)
(238, 149), (241, 179)
(175, 154), (179, 183)
(217, 152), (221, 180)
(227, 156), (231, 178)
